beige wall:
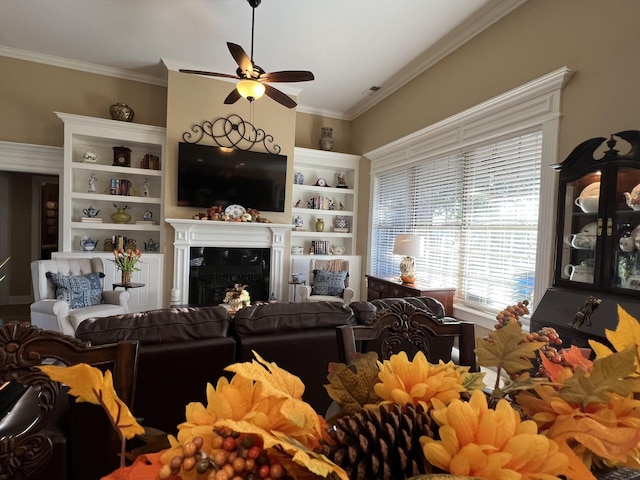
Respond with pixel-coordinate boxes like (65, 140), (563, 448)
(352, 0), (640, 158)
(351, 0), (640, 280)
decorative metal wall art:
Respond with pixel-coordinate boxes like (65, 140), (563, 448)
(182, 114), (281, 154)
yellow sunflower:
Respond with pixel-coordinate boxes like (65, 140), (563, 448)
(372, 350), (474, 408)
(421, 389), (569, 479)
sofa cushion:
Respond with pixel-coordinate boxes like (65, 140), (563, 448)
(75, 306), (232, 345)
(311, 269), (348, 297)
(233, 301), (355, 335)
(46, 272), (103, 309)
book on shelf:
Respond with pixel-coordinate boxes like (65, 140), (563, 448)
(109, 178), (132, 196)
(80, 217), (103, 223)
(311, 240), (330, 255)
(292, 227), (306, 231)
(135, 220), (156, 225)
(333, 227), (349, 233)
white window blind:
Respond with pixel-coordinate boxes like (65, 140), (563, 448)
(371, 130), (542, 313)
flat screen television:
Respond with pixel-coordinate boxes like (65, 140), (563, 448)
(177, 142), (287, 211)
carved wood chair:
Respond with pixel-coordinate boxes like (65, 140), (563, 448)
(0, 322), (139, 480)
(336, 301), (478, 371)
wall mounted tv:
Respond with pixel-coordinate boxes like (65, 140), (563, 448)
(177, 143), (287, 212)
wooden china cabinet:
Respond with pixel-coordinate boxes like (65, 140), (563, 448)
(531, 131), (640, 348)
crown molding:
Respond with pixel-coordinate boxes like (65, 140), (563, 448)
(0, 46), (167, 87)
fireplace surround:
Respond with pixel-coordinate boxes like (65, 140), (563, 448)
(166, 219), (291, 306)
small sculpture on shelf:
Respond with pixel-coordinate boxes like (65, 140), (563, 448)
(88, 173), (97, 193)
(143, 178), (150, 197)
(336, 171), (348, 188)
(294, 172), (304, 185)
(82, 149), (98, 163)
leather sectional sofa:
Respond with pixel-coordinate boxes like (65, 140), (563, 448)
(74, 296), (456, 434)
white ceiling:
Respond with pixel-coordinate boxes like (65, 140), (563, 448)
(0, 0), (525, 120)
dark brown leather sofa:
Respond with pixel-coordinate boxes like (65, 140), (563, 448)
(75, 305), (235, 433)
(233, 301), (355, 415)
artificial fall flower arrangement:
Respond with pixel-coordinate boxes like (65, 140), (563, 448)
(39, 303), (640, 480)
(224, 283), (251, 310)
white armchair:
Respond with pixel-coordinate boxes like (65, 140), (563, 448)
(299, 259), (354, 304)
(30, 257), (130, 336)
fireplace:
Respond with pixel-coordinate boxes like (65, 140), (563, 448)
(166, 219), (291, 306)
(189, 247), (271, 305)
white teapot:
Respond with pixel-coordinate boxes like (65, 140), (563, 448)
(623, 190), (640, 211)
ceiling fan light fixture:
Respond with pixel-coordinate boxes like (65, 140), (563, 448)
(236, 79), (265, 101)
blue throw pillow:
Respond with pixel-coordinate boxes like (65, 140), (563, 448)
(311, 269), (348, 297)
(47, 272), (104, 309)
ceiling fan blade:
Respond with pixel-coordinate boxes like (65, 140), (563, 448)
(227, 42), (253, 76)
(261, 70), (315, 83)
(179, 69), (239, 79)
(263, 84), (297, 109)
(224, 88), (242, 105)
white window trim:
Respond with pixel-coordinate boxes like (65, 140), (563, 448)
(366, 67), (574, 331)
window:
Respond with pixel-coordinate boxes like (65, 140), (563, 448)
(371, 131), (542, 312)
(366, 67), (573, 322)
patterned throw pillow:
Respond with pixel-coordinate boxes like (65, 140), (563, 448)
(46, 272), (104, 309)
(311, 269), (348, 297)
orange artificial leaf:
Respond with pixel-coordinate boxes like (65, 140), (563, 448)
(475, 320), (545, 375)
(539, 350), (567, 383)
(39, 363), (143, 440)
(549, 414), (640, 464)
(325, 352), (382, 416)
(561, 345), (593, 372)
(606, 306), (640, 354)
(225, 350), (306, 400)
(559, 347), (640, 407)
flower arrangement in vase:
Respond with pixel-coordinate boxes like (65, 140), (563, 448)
(110, 248), (141, 284)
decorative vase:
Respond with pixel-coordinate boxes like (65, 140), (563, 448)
(319, 127), (334, 151)
(315, 218), (325, 232)
(120, 269), (133, 285)
(334, 215), (348, 229)
(111, 208), (131, 224)
(109, 103), (134, 122)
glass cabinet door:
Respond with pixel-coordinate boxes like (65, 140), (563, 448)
(558, 172), (601, 286)
(610, 165), (640, 292)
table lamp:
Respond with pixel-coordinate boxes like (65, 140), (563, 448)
(393, 234), (421, 284)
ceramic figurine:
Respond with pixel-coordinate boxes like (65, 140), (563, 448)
(88, 173), (97, 193)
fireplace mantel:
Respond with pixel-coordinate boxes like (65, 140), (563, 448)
(166, 218), (291, 305)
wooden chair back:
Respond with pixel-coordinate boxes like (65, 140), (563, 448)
(336, 301), (477, 370)
(0, 322), (139, 480)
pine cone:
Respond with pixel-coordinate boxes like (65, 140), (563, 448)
(322, 403), (435, 480)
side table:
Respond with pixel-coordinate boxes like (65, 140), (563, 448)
(365, 275), (455, 316)
(112, 282), (146, 291)
(288, 280), (306, 302)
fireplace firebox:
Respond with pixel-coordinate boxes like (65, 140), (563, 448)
(189, 247), (270, 305)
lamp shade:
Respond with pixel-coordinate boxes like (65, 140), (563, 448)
(236, 79), (266, 101)
(393, 234), (421, 258)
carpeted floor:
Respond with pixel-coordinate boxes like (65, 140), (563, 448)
(0, 304), (30, 324)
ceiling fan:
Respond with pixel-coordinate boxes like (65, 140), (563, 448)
(179, 0), (314, 109)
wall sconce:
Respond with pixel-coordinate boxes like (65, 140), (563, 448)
(393, 234), (421, 284)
